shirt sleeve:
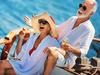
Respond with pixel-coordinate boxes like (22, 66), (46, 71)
(80, 30), (95, 57)
(56, 16), (74, 33)
(16, 34), (35, 58)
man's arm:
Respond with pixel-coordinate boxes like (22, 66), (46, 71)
(61, 31), (95, 57)
(61, 41), (81, 56)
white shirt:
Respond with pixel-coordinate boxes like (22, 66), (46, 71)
(9, 34), (60, 75)
(57, 16), (95, 67)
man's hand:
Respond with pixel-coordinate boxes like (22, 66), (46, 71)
(61, 40), (72, 52)
(24, 16), (32, 26)
(61, 40), (81, 56)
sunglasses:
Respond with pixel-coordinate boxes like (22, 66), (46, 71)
(38, 19), (49, 25)
(79, 4), (87, 11)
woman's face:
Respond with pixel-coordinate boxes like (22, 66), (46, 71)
(39, 23), (51, 34)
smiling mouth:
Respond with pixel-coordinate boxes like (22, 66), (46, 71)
(78, 11), (82, 15)
(40, 27), (44, 29)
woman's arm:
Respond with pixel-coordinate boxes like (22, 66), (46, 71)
(15, 31), (24, 55)
(24, 16), (32, 26)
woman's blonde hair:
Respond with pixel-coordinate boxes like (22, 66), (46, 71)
(38, 18), (58, 39)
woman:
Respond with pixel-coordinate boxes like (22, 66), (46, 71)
(0, 19), (60, 75)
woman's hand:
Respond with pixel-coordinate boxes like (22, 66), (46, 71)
(18, 30), (25, 40)
(24, 16), (32, 26)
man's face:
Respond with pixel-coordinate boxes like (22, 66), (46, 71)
(77, 0), (94, 18)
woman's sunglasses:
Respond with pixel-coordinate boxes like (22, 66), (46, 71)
(79, 4), (87, 11)
(38, 19), (49, 25)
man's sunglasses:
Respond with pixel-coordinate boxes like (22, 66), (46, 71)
(38, 19), (49, 25)
(79, 4), (87, 11)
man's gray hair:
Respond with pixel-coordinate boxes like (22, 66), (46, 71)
(91, 0), (98, 13)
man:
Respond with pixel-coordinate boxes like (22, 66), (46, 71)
(43, 0), (97, 75)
